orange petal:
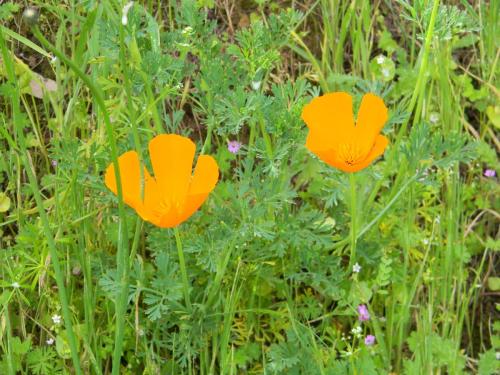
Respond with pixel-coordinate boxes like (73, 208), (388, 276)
(354, 93), (388, 155)
(189, 155), (219, 195)
(309, 135), (389, 173)
(150, 154), (219, 229)
(302, 92), (355, 151)
(319, 151), (352, 172)
(179, 155), (219, 223)
(156, 211), (186, 228)
(347, 134), (389, 172)
(104, 151), (157, 220)
(148, 134), (196, 210)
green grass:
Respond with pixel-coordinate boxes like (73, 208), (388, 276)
(0, 0), (498, 374)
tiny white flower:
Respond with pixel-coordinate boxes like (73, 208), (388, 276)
(495, 351), (500, 360)
(46, 338), (55, 345)
(376, 55), (385, 64)
(50, 55), (57, 64)
(382, 68), (391, 78)
(121, 1), (134, 26)
(182, 26), (193, 35)
(429, 113), (439, 124)
(435, 215), (441, 224)
(251, 81), (261, 91)
(423, 239), (429, 245)
(344, 351), (353, 357)
(352, 263), (361, 273)
(351, 326), (362, 335)
(52, 314), (62, 325)
(12, 282), (20, 288)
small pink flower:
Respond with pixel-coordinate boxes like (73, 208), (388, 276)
(357, 304), (370, 321)
(365, 335), (376, 346)
(228, 140), (241, 154)
(484, 169), (496, 178)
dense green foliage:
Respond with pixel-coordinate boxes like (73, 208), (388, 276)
(0, 0), (498, 374)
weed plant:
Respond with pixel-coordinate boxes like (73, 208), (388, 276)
(0, 0), (498, 374)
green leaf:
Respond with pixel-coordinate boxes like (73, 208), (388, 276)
(55, 332), (72, 359)
(11, 336), (31, 355)
(478, 350), (498, 375)
(487, 277), (500, 291)
(486, 106), (500, 129)
(0, 192), (10, 212)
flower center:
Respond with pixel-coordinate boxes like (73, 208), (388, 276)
(338, 143), (363, 166)
(151, 198), (184, 221)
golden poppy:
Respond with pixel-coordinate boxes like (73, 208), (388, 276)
(302, 92), (389, 173)
(105, 134), (219, 228)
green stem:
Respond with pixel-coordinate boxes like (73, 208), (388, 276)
(362, 0), (440, 215)
(357, 173), (419, 239)
(30, 26), (130, 374)
(259, 114), (273, 159)
(174, 227), (192, 309)
(5, 305), (15, 375)
(348, 173), (357, 268)
(111, 23), (144, 375)
(395, 0), (440, 143)
(201, 119), (214, 155)
(0, 28), (83, 375)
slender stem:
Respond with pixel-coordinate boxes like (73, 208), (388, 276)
(110, 23), (144, 375)
(348, 173), (357, 268)
(30, 26), (130, 374)
(201, 120), (214, 155)
(357, 173), (419, 239)
(0, 28), (83, 375)
(174, 227), (192, 309)
(361, 0), (440, 215)
(259, 114), (273, 159)
(5, 305), (15, 375)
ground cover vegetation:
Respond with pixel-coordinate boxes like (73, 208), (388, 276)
(0, 0), (498, 373)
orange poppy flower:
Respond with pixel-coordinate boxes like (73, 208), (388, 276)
(302, 92), (389, 173)
(105, 134), (219, 228)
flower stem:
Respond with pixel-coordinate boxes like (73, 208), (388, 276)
(349, 173), (357, 268)
(29, 26), (130, 375)
(174, 227), (192, 309)
(0, 27), (84, 374)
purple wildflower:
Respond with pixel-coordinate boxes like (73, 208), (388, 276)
(484, 169), (496, 178)
(51, 160), (58, 167)
(357, 304), (370, 322)
(365, 335), (376, 346)
(228, 140), (241, 154)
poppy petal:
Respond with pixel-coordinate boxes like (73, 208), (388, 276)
(189, 155), (219, 195)
(355, 93), (388, 155)
(349, 134), (389, 172)
(177, 155), (219, 223)
(149, 154), (218, 229)
(104, 151), (156, 220)
(148, 134), (196, 210)
(157, 212), (185, 228)
(310, 135), (388, 173)
(302, 92), (355, 150)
